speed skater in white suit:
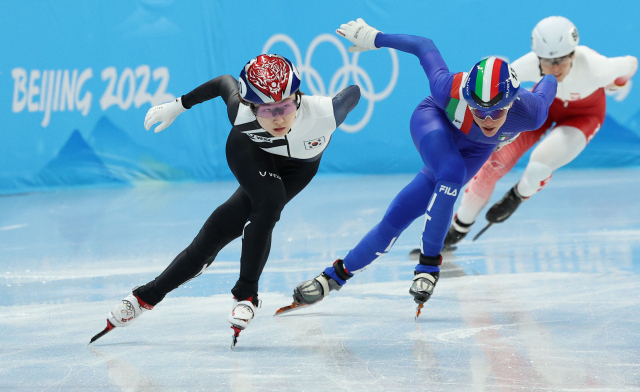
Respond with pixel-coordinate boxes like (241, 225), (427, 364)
(440, 16), (638, 247)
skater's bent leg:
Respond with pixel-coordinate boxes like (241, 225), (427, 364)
(327, 172), (434, 284)
(136, 188), (251, 305)
(188, 187), (252, 262)
(517, 126), (587, 197)
(243, 162), (317, 290)
(415, 131), (466, 263)
(457, 125), (546, 224)
(458, 148), (520, 223)
(231, 181), (287, 300)
(228, 146), (320, 300)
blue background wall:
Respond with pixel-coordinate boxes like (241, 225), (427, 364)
(1, 0), (640, 194)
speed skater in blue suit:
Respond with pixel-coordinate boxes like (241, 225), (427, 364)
(279, 18), (557, 316)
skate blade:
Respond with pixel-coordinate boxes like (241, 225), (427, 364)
(230, 326), (242, 349)
(415, 303), (424, 320)
(472, 223), (493, 241)
(274, 301), (311, 316)
(89, 320), (115, 345)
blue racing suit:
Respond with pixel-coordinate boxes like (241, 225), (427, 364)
(325, 33), (557, 283)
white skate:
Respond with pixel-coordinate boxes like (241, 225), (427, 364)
(108, 293), (154, 327)
(228, 298), (260, 347)
(89, 293), (154, 344)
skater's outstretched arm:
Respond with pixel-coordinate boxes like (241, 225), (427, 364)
(144, 75), (241, 133)
(336, 18), (451, 109)
(332, 85), (361, 127)
(510, 74), (557, 132)
(181, 75), (241, 123)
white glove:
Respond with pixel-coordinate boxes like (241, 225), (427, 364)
(605, 80), (633, 102)
(144, 96), (186, 133)
(336, 18), (381, 53)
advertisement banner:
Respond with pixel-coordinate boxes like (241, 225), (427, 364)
(1, 0), (639, 194)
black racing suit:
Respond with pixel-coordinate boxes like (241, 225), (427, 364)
(136, 75), (360, 304)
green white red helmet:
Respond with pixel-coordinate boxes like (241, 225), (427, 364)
(462, 56), (521, 112)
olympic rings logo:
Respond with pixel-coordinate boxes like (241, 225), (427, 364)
(262, 34), (399, 133)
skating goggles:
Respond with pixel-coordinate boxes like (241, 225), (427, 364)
(469, 106), (510, 121)
(254, 100), (297, 118)
(538, 52), (574, 67)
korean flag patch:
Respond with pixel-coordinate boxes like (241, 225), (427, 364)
(304, 136), (325, 150)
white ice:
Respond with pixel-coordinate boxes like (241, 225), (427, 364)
(1, 170), (639, 391)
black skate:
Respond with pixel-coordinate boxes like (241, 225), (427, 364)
(444, 215), (473, 250)
(474, 185), (526, 241)
(486, 185), (525, 223)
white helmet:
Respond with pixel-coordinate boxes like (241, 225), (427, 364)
(531, 16), (579, 58)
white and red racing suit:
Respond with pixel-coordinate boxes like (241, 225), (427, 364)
(456, 46), (638, 224)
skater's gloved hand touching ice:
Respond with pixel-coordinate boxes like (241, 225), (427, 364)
(336, 18), (381, 53)
(144, 97), (186, 133)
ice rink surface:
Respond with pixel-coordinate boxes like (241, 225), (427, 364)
(1, 169), (640, 391)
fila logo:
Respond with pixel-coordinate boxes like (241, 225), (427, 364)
(439, 185), (458, 196)
(259, 171), (282, 180)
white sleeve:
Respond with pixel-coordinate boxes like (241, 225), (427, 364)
(582, 46), (638, 87)
(613, 56), (637, 86)
(306, 95), (335, 120)
(510, 52), (543, 84)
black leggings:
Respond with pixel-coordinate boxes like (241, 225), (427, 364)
(136, 131), (320, 305)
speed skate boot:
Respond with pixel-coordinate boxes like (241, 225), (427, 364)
(409, 271), (439, 304)
(410, 254), (441, 318)
(443, 214), (473, 250)
(275, 260), (349, 316)
(293, 259), (350, 305)
(228, 296), (261, 347)
(89, 291), (154, 344)
(108, 292), (154, 327)
(486, 185), (526, 223)
(293, 272), (342, 305)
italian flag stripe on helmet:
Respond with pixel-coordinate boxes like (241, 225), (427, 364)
(474, 58), (487, 100)
(490, 58), (503, 100)
(474, 57), (503, 103)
